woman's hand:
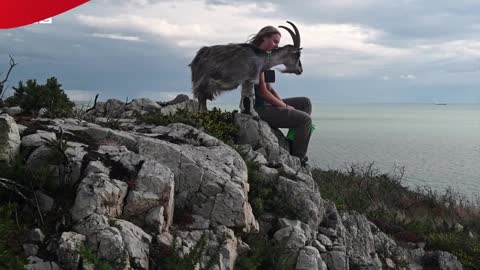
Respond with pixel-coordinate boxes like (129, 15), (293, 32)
(285, 105), (295, 110)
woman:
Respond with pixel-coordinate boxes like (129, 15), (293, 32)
(248, 26), (313, 164)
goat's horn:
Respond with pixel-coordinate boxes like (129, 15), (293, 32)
(279, 21), (300, 48)
(287, 21), (300, 48)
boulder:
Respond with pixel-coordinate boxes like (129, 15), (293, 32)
(0, 113), (20, 164)
(57, 232), (86, 270)
(70, 172), (128, 221)
(136, 123), (258, 232)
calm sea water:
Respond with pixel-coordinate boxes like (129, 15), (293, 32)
(211, 102), (480, 198)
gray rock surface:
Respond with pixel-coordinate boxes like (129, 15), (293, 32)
(6, 106), (22, 116)
(57, 232), (86, 270)
(0, 113), (20, 164)
(70, 172), (128, 221)
(126, 98), (161, 112)
(110, 218), (152, 270)
(136, 123), (258, 232)
(21, 131), (57, 149)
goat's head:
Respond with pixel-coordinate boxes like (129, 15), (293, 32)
(278, 21), (303, 75)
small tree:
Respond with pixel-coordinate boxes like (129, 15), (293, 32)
(5, 77), (75, 117)
(0, 55), (17, 106)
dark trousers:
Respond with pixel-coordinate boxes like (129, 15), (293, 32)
(255, 97), (312, 158)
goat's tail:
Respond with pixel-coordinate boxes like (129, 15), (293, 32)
(190, 46), (212, 101)
(189, 46), (210, 83)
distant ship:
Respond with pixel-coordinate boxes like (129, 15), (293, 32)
(433, 100), (447, 105)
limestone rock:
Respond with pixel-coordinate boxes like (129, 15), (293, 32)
(126, 98), (161, 113)
(57, 232), (86, 270)
(21, 131), (57, 149)
(73, 214), (130, 268)
(110, 219), (152, 270)
(29, 228), (45, 243)
(160, 99), (198, 116)
(137, 123), (258, 232)
(23, 244), (39, 257)
(25, 257), (62, 270)
(0, 113), (20, 164)
(296, 246), (326, 270)
(6, 106), (22, 116)
(70, 172), (128, 221)
(423, 251), (463, 270)
(123, 159), (175, 232)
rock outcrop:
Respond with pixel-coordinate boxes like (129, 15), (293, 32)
(0, 95), (464, 270)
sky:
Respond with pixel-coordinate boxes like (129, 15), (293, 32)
(1, 0), (480, 104)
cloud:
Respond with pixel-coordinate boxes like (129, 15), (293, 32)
(65, 90), (98, 102)
(4, 0), (480, 103)
(91, 33), (143, 41)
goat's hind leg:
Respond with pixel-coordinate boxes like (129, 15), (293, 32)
(197, 94), (207, 112)
(241, 81), (259, 120)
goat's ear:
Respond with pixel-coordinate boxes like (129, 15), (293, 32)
(293, 48), (303, 53)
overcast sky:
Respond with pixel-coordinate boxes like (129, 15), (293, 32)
(2, 0), (480, 103)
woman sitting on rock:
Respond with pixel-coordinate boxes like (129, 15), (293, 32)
(248, 25), (313, 165)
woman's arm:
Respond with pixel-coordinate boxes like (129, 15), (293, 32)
(267, 84), (282, 100)
(258, 72), (287, 107)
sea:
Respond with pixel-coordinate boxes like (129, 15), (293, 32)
(211, 102), (480, 200)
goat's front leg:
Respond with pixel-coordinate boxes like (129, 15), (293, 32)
(241, 81), (259, 120)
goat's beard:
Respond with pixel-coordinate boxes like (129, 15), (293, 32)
(278, 68), (297, 74)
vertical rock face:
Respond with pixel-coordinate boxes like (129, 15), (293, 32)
(136, 123), (259, 232)
(0, 113), (20, 164)
(70, 172), (129, 221)
(123, 159), (175, 228)
(234, 113), (303, 170)
(110, 219), (153, 270)
(341, 212), (380, 269)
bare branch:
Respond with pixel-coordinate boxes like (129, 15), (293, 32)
(86, 93), (99, 113)
(0, 55), (18, 101)
(1, 55), (17, 84)
(0, 177), (29, 201)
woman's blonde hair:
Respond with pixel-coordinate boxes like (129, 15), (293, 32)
(248, 26), (281, 47)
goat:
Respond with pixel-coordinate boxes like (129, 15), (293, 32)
(189, 21), (303, 119)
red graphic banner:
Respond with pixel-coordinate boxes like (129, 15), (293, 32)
(0, 0), (90, 29)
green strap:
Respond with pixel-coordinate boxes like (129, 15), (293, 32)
(286, 124), (316, 141)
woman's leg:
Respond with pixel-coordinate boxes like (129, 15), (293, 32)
(283, 97), (313, 159)
(283, 97), (312, 115)
(256, 104), (312, 158)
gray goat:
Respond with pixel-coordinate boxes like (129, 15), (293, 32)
(189, 21), (303, 118)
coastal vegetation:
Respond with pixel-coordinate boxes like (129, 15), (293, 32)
(312, 163), (480, 269)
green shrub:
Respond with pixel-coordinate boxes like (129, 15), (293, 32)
(235, 236), (274, 270)
(5, 77), (75, 117)
(138, 107), (239, 145)
(0, 205), (26, 269)
(159, 232), (218, 270)
(242, 158), (297, 219)
(427, 232), (480, 269)
(79, 244), (115, 270)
